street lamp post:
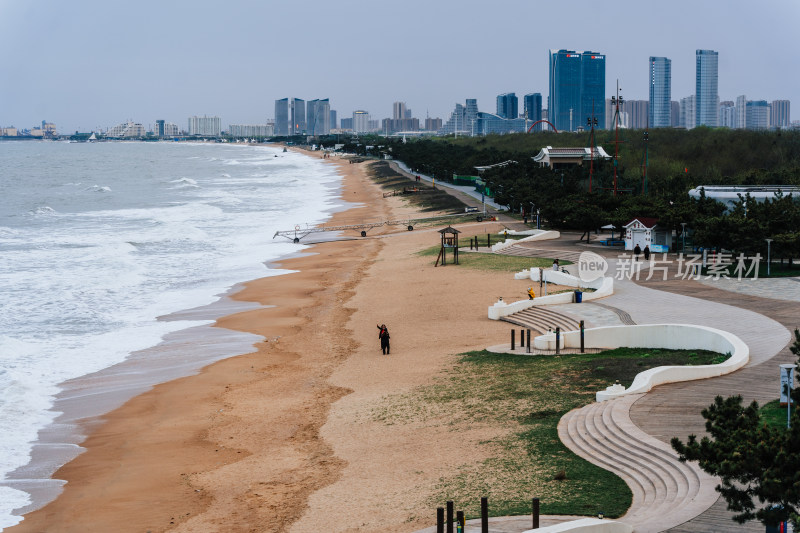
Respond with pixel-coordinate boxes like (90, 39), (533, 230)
(680, 222), (687, 252)
(766, 238), (773, 277)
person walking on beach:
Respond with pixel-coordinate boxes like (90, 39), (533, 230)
(643, 245), (651, 261)
(527, 287), (535, 300)
(377, 324), (390, 355)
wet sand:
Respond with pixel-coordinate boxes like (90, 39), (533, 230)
(9, 153), (541, 532)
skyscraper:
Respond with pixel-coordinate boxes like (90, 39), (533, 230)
(771, 100), (791, 129)
(306, 99), (331, 135)
(695, 49), (719, 127)
(549, 49), (605, 132)
(274, 98), (306, 135)
(393, 102), (407, 120)
(275, 98), (289, 136)
(680, 95), (695, 129)
(746, 101), (769, 130)
(736, 95), (747, 129)
(648, 57), (671, 128)
(496, 93), (518, 119)
(719, 101), (736, 128)
(330, 109), (337, 130)
(524, 93), (542, 130)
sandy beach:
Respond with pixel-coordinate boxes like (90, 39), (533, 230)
(9, 152), (541, 532)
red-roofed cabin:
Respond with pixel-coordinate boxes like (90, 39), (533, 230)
(624, 218), (670, 252)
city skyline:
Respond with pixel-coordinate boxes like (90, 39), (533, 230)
(1, 0), (798, 132)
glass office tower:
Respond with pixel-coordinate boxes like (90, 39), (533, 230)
(496, 93), (518, 119)
(648, 57), (671, 128)
(524, 93), (543, 130)
(549, 49), (605, 131)
(695, 49), (719, 127)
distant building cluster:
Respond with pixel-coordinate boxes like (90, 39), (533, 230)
(5, 46), (795, 142)
(0, 120), (56, 138)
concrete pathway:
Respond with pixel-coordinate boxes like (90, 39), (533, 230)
(467, 239), (791, 532)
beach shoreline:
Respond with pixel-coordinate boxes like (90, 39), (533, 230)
(8, 149), (536, 532)
(6, 150), (392, 532)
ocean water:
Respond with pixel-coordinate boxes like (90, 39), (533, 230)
(0, 141), (342, 529)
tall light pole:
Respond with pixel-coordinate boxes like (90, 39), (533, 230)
(681, 222), (687, 252)
(766, 238), (773, 277)
(610, 80), (624, 197)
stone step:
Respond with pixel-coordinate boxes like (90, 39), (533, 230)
(501, 307), (581, 336)
(558, 395), (716, 533)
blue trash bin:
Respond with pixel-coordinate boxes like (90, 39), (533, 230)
(574, 290), (583, 303)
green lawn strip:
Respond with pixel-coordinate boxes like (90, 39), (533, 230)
(416, 246), (572, 272)
(371, 347), (727, 520)
(759, 399), (795, 429)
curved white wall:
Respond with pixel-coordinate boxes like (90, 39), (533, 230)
(489, 272), (613, 320)
(538, 324), (749, 401)
(521, 518), (632, 533)
(491, 230), (560, 252)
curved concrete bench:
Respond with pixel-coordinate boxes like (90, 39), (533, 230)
(533, 324), (748, 401)
(522, 518), (632, 533)
(489, 273), (613, 320)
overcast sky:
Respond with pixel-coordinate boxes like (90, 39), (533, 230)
(1, 0), (798, 133)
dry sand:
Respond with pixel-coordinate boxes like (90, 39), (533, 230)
(10, 153), (555, 533)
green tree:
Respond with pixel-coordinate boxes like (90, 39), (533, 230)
(671, 342), (800, 527)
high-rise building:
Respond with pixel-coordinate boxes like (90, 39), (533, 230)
(549, 49), (605, 132)
(648, 57), (671, 128)
(626, 100), (649, 129)
(424, 117), (442, 131)
(228, 124), (275, 137)
(107, 122), (146, 138)
(736, 95), (747, 129)
(671, 101), (680, 128)
(275, 98), (289, 135)
(393, 102), (407, 120)
(719, 101), (736, 128)
(695, 49), (719, 127)
(771, 100), (791, 129)
(306, 98), (331, 135)
(680, 95), (695, 129)
(496, 93), (518, 119)
(330, 110), (337, 130)
(154, 120), (178, 137)
(353, 110), (370, 133)
(442, 99), (479, 135)
(340, 117), (353, 130)
(523, 93), (542, 130)
(274, 98), (306, 135)
(187, 116), (221, 136)
(746, 100), (769, 130)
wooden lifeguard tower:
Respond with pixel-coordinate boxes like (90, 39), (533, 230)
(435, 226), (460, 266)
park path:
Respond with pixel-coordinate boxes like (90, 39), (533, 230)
(489, 238), (792, 532)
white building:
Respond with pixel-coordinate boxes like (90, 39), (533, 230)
(228, 124), (275, 137)
(188, 115), (221, 136)
(107, 122), (146, 138)
(735, 95), (747, 129)
(352, 110), (370, 133)
(679, 95), (695, 129)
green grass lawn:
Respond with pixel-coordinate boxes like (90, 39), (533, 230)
(417, 246), (571, 272)
(371, 347), (727, 520)
(760, 399), (795, 429)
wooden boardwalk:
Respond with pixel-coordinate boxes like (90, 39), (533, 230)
(629, 270), (798, 532)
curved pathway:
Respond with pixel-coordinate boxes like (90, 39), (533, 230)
(493, 237), (791, 532)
